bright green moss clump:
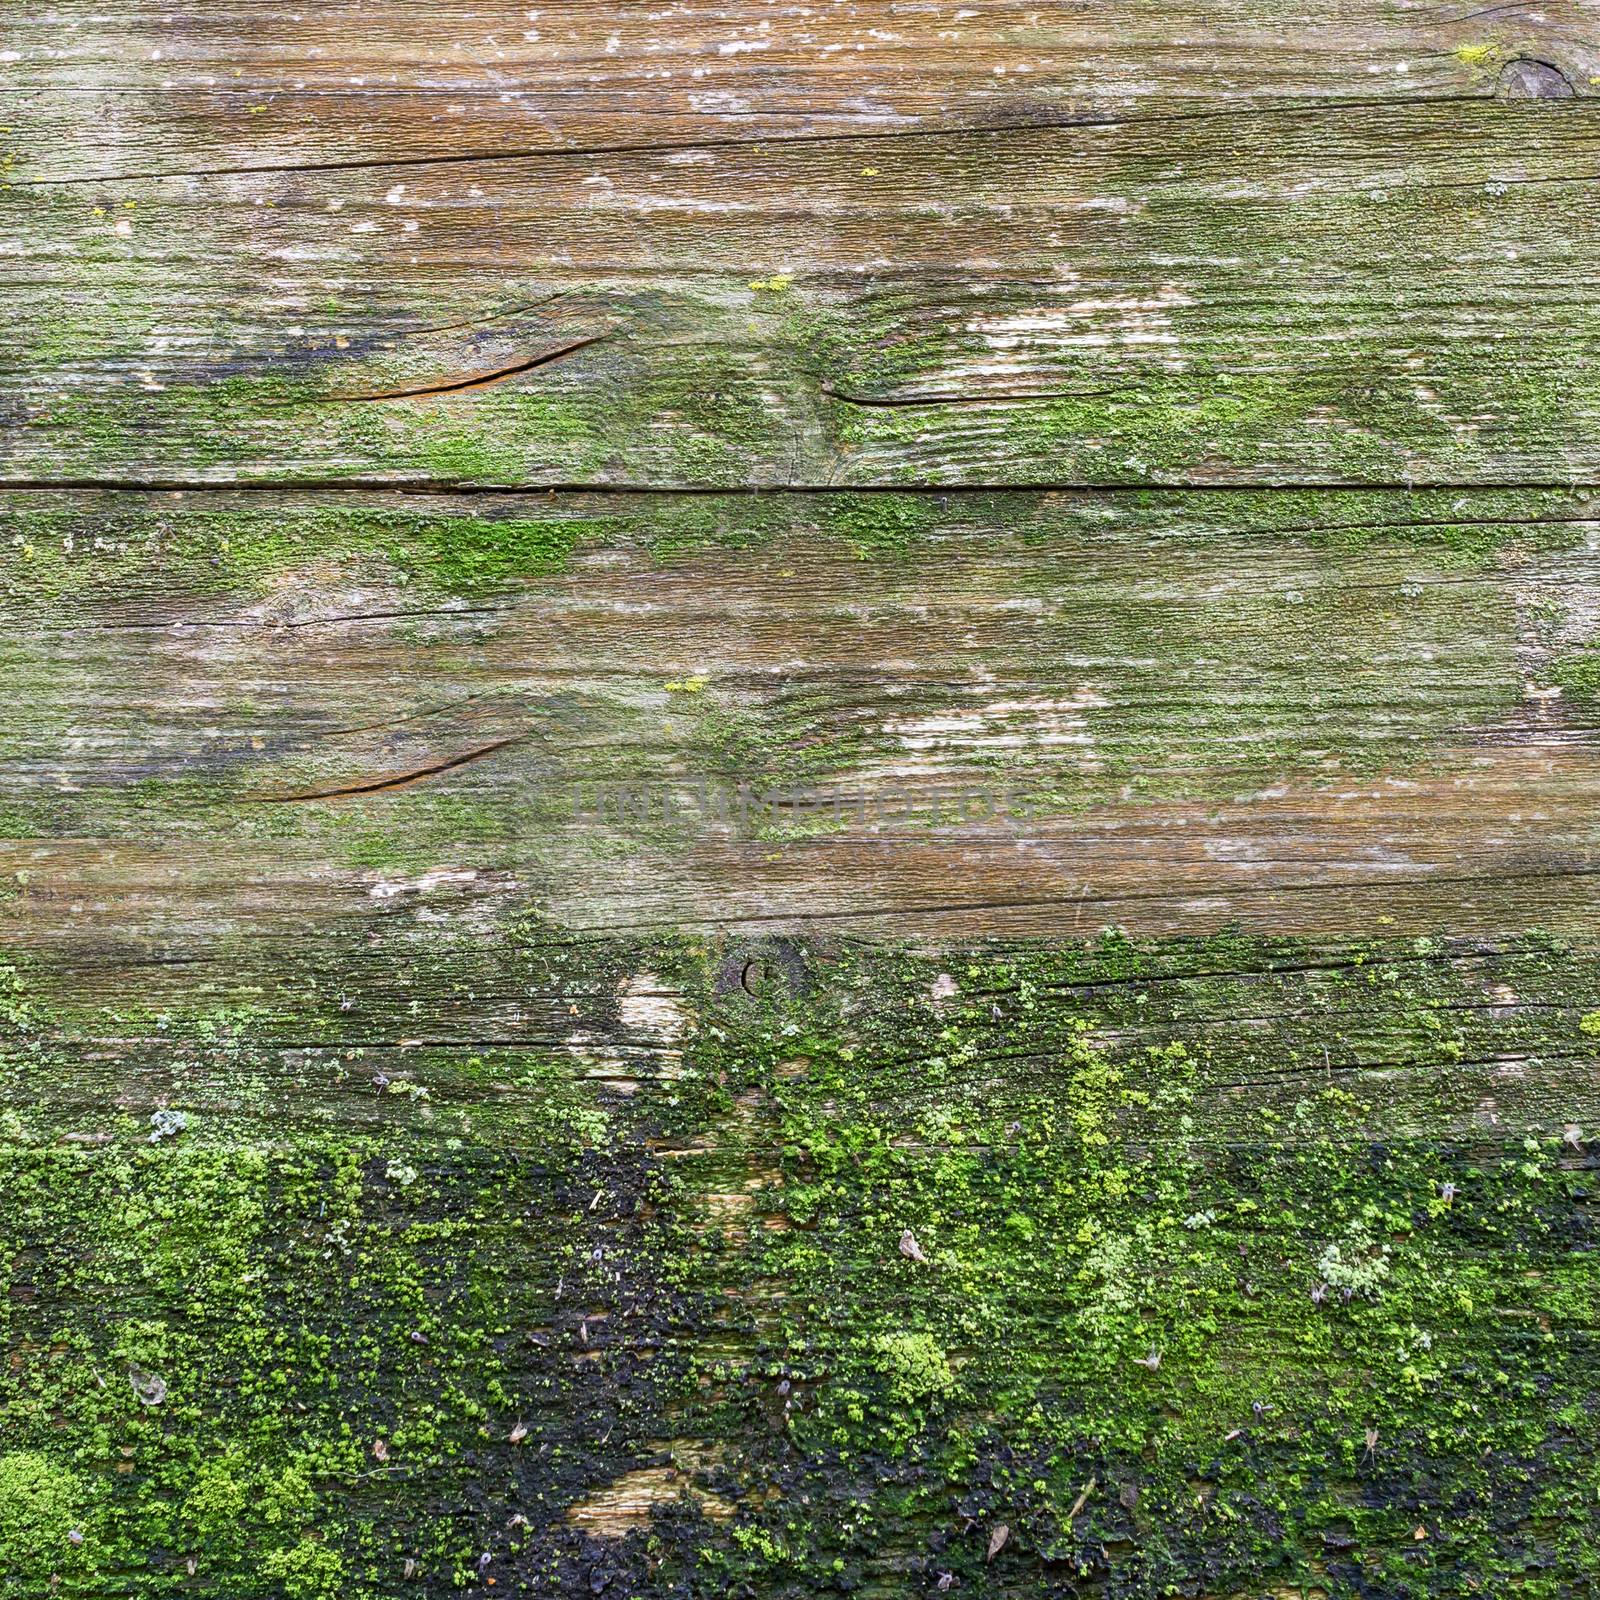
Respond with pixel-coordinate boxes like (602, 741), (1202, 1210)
(871, 1332), (955, 1406)
(1553, 647), (1600, 701)
(0, 1453), (93, 1585)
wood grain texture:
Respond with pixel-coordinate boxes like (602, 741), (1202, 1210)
(8, 486), (1600, 942)
(8, 1), (1596, 181)
(7, 9), (1600, 1600)
(6, 100), (1600, 487)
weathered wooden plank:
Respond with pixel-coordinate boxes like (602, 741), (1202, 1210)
(6, 486), (1600, 946)
(11, 920), (1600, 1147)
(4, 919), (1600, 1595)
(6, 102), (1600, 487)
(6, 1), (1594, 181)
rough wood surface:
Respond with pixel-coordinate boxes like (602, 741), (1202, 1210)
(7, 101), (1600, 486)
(8, 486), (1600, 943)
(5, 9), (1600, 1600)
(9, 2), (1596, 181)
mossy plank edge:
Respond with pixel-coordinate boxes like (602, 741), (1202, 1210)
(3, 924), (1600, 1597)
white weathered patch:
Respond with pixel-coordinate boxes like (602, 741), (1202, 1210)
(686, 90), (752, 113)
(588, 192), (754, 214)
(567, 1465), (731, 1533)
(969, 287), (1195, 356)
(884, 689), (1110, 756)
(618, 971), (686, 1043)
(368, 868), (478, 900)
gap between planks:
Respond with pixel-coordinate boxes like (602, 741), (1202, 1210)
(5, 479), (1600, 496)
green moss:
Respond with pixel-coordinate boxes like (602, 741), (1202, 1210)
(15, 257), (1600, 490)
(0, 501), (606, 605)
(0, 1452), (93, 1584)
(673, 927), (1600, 1592)
(259, 1538), (347, 1600)
(871, 1332), (955, 1406)
(1553, 647), (1600, 700)
(12, 485), (1577, 848)
(5, 924), (1600, 1593)
(817, 492), (943, 558)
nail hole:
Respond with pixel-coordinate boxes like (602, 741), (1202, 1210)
(714, 941), (811, 1000)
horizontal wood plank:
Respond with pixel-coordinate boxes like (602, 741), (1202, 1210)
(6, 1), (1595, 181)
(7, 485), (1600, 942)
(7, 102), (1600, 488)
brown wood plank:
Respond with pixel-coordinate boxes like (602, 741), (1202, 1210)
(6, 1), (1594, 181)
(7, 485), (1600, 943)
(7, 100), (1600, 488)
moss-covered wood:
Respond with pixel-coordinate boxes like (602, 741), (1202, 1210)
(5, 6), (1600, 1597)
(6, 101), (1600, 487)
(4, 927), (1600, 1596)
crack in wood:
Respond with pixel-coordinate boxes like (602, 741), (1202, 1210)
(1498, 57), (1578, 99)
(10, 92), (1503, 188)
(246, 736), (524, 803)
(31, 605), (515, 635)
(5, 479), (1599, 496)
(299, 333), (612, 404)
